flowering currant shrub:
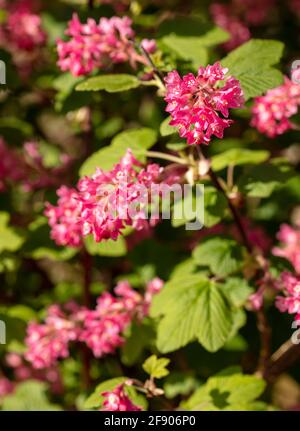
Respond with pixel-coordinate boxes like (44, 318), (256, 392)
(0, 0), (300, 412)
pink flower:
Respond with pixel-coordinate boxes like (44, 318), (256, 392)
(77, 289), (135, 357)
(0, 1), (46, 76)
(289, 0), (300, 17)
(45, 186), (83, 248)
(25, 279), (163, 367)
(275, 272), (300, 321)
(78, 279), (163, 356)
(210, 3), (250, 50)
(210, 0), (275, 50)
(57, 14), (145, 76)
(231, 218), (272, 255)
(0, 377), (14, 398)
(77, 148), (161, 243)
(164, 63), (244, 145)
(272, 224), (300, 274)
(25, 305), (79, 369)
(235, 0), (275, 26)
(6, 7), (46, 51)
(141, 38), (157, 54)
(251, 78), (300, 138)
(101, 381), (142, 411)
(95, 0), (129, 13)
(23, 142), (74, 192)
(5, 353), (23, 368)
(249, 287), (265, 311)
(143, 277), (164, 317)
(0, 137), (27, 191)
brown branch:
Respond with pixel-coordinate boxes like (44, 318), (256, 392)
(256, 309), (272, 375)
(81, 248), (92, 308)
(139, 43), (165, 86)
(207, 167), (252, 253)
(80, 248), (93, 389)
(88, 0), (94, 9)
(266, 340), (300, 381)
(196, 146), (274, 375)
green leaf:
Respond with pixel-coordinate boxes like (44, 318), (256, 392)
(221, 39), (284, 100)
(181, 372), (266, 411)
(151, 275), (233, 353)
(158, 16), (227, 38)
(1, 381), (62, 411)
(76, 74), (140, 93)
(192, 238), (244, 277)
(162, 35), (208, 68)
(143, 355), (170, 379)
(122, 321), (155, 366)
(80, 128), (157, 176)
(166, 141), (186, 151)
(226, 309), (247, 344)
(190, 26), (230, 47)
(162, 27), (229, 69)
(203, 187), (227, 228)
(211, 149), (270, 172)
(169, 258), (198, 280)
(53, 72), (83, 111)
(7, 305), (37, 322)
(0, 313), (26, 343)
(22, 217), (77, 261)
(41, 13), (65, 45)
(0, 213), (24, 253)
(164, 372), (199, 399)
(112, 127), (157, 150)
(84, 235), (127, 257)
(239, 163), (295, 198)
(0, 117), (33, 138)
(160, 116), (176, 136)
(171, 189), (197, 228)
(223, 333), (248, 352)
(84, 377), (147, 410)
(222, 278), (254, 307)
(195, 281), (234, 352)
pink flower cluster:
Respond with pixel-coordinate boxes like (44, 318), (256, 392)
(2, 353), (63, 396)
(25, 304), (79, 369)
(95, 0), (129, 13)
(275, 272), (300, 321)
(0, 137), (73, 193)
(210, 3), (250, 50)
(248, 223), (300, 312)
(289, 0), (300, 17)
(45, 186), (82, 248)
(0, 0), (46, 75)
(0, 377), (14, 398)
(23, 142), (73, 192)
(57, 14), (154, 76)
(211, 0), (275, 50)
(273, 224), (300, 274)
(6, 3), (46, 51)
(45, 149), (162, 248)
(78, 149), (161, 242)
(251, 78), (300, 138)
(25, 279), (163, 369)
(165, 62), (244, 145)
(101, 380), (142, 411)
(0, 138), (27, 191)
